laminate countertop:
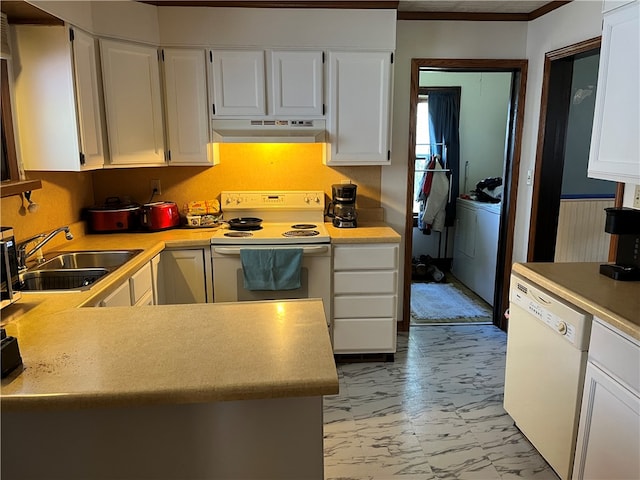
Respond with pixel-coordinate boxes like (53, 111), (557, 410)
(0, 222), (399, 411)
(325, 222), (401, 243)
(1, 299), (338, 412)
(513, 262), (640, 340)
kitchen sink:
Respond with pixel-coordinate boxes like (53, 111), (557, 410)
(19, 269), (110, 291)
(19, 249), (143, 292)
(36, 250), (143, 271)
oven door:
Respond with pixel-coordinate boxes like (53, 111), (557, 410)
(211, 244), (331, 326)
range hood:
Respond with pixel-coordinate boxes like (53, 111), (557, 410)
(212, 119), (326, 143)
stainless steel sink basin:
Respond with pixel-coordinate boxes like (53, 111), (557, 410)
(19, 268), (110, 291)
(20, 249), (143, 292)
(36, 250), (143, 271)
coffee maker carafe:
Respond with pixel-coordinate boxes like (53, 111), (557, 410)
(327, 183), (357, 228)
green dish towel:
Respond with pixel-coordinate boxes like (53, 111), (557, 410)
(240, 248), (303, 291)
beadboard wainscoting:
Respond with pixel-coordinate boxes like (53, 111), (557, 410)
(554, 198), (614, 263)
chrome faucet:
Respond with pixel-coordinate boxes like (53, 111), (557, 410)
(17, 226), (74, 271)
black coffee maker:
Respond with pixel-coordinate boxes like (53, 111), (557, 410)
(327, 183), (357, 228)
(600, 207), (640, 281)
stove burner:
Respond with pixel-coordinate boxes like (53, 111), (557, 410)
(224, 231), (253, 237)
(283, 230), (320, 237)
(291, 223), (317, 230)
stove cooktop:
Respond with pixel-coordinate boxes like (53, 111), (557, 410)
(210, 222), (330, 245)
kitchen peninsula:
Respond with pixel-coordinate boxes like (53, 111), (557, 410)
(1, 298), (338, 479)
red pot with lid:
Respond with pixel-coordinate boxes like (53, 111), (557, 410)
(86, 197), (141, 232)
(141, 201), (181, 231)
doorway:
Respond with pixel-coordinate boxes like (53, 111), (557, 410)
(402, 59), (528, 333)
(528, 37), (624, 263)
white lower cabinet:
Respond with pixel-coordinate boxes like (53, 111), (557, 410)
(332, 243), (398, 354)
(573, 318), (640, 479)
(158, 248), (212, 304)
(98, 258), (157, 307)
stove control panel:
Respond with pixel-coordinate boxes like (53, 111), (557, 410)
(221, 191), (325, 211)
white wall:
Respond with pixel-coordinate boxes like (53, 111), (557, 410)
(157, 7), (396, 49)
(386, 20), (527, 321)
(514, 0), (604, 264)
(29, 1), (160, 44)
(419, 70), (511, 194)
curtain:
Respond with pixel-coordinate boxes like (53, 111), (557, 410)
(428, 92), (460, 226)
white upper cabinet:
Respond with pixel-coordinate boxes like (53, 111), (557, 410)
(588, 1), (639, 184)
(211, 49), (324, 118)
(161, 48), (213, 166)
(13, 25), (106, 171)
(211, 50), (266, 117)
(100, 39), (165, 166)
(326, 51), (393, 166)
(270, 50), (324, 117)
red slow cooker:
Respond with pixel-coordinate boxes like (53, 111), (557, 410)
(86, 197), (141, 232)
(141, 202), (180, 231)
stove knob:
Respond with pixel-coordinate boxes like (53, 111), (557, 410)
(314, 195), (320, 203)
(304, 196), (310, 204)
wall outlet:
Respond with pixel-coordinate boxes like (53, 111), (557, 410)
(150, 179), (161, 196)
(634, 184), (640, 209)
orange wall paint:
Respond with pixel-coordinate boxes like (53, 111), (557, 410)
(1, 144), (383, 242)
(1, 172), (94, 243)
(92, 144), (382, 213)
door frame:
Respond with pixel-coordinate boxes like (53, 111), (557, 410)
(401, 58), (528, 332)
(527, 37), (624, 263)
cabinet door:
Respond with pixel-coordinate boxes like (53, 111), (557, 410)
(588, 1), (639, 183)
(100, 39), (165, 166)
(573, 362), (640, 480)
(13, 25), (83, 171)
(71, 28), (106, 170)
(270, 50), (323, 117)
(211, 50), (265, 116)
(160, 249), (207, 304)
(99, 279), (132, 307)
(326, 51), (392, 165)
(162, 48), (212, 166)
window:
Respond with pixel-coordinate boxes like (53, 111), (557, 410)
(413, 96), (430, 214)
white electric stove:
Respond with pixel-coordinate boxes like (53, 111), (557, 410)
(210, 191), (330, 245)
(210, 191), (332, 328)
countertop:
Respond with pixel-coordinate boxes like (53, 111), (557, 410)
(513, 262), (640, 340)
(1, 299), (338, 412)
(1, 221), (399, 412)
(325, 221), (401, 243)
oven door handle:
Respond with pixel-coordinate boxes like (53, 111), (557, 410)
(212, 245), (330, 255)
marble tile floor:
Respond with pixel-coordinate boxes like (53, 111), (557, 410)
(323, 324), (560, 480)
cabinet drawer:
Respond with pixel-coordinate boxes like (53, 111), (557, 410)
(589, 318), (640, 393)
(333, 318), (396, 353)
(334, 295), (396, 318)
(130, 262), (152, 305)
(334, 245), (398, 270)
(334, 271), (396, 294)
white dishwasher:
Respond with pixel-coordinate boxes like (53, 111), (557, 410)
(504, 274), (593, 480)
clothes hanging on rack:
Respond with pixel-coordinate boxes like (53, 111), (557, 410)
(416, 154), (449, 234)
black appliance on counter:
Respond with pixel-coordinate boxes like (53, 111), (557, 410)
(327, 183), (357, 228)
(600, 207), (640, 281)
(1, 227), (21, 310)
